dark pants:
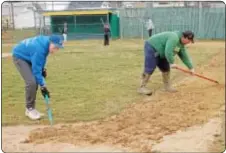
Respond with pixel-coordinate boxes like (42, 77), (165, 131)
(13, 57), (38, 109)
(144, 41), (170, 75)
(148, 29), (153, 37)
(104, 34), (109, 46)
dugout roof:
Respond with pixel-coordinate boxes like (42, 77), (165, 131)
(43, 10), (112, 16)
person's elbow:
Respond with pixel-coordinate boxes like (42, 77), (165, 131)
(165, 51), (174, 64)
(187, 62), (194, 69)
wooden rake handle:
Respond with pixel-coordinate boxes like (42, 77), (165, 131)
(175, 67), (219, 84)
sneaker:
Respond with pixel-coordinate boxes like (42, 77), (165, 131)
(137, 87), (152, 95)
(25, 108), (43, 120)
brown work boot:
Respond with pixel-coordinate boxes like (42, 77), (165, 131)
(137, 73), (152, 95)
(162, 72), (177, 93)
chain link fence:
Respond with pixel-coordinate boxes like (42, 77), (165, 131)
(2, 2), (225, 43)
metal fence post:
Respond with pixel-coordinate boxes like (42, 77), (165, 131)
(141, 20), (144, 40)
(120, 17), (123, 39)
(11, 2), (15, 29)
(198, 2), (202, 38)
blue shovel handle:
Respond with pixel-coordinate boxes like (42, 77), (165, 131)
(44, 95), (53, 126)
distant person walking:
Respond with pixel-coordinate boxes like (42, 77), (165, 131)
(104, 23), (111, 46)
(62, 22), (68, 42)
(146, 18), (155, 37)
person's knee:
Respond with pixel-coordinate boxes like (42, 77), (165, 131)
(158, 60), (170, 73)
(161, 67), (170, 73)
(159, 67), (170, 73)
(145, 59), (156, 75)
(145, 62), (156, 75)
(26, 79), (37, 89)
(144, 67), (155, 75)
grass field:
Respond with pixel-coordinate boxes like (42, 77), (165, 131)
(2, 39), (223, 125)
(2, 39), (225, 152)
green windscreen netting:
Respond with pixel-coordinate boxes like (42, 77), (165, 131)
(120, 7), (225, 39)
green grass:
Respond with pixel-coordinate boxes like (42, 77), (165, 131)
(2, 39), (224, 125)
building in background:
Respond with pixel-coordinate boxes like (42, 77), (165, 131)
(1, 2), (70, 29)
(145, 1), (225, 8)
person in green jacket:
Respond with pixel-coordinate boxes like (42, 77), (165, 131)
(138, 30), (195, 95)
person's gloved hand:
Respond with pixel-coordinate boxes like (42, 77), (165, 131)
(40, 86), (50, 98)
(190, 68), (195, 75)
(170, 64), (178, 69)
(42, 68), (47, 78)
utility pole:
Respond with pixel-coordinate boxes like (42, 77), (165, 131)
(198, 2), (202, 38)
(8, 3), (12, 28)
(32, 2), (36, 30)
(10, 2), (15, 29)
(52, 2), (54, 11)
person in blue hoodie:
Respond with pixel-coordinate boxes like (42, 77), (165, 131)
(12, 35), (64, 120)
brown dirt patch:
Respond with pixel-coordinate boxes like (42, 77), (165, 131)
(25, 49), (225, 152)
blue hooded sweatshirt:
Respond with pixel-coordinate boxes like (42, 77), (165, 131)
(12, 35), (50, 87)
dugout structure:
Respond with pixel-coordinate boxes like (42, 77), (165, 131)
(42, 9), (120, 40)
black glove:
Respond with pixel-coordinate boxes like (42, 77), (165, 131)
(42, 68), (47, 78)
(40, 86), (50, 98)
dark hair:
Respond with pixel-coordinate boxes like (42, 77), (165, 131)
(182, 30), (194, 43)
